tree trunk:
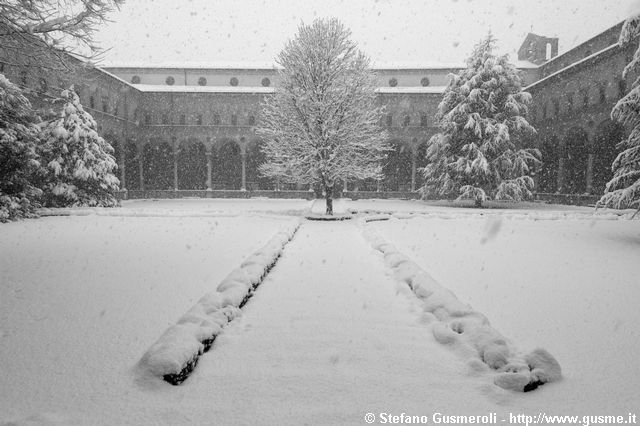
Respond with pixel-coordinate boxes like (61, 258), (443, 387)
(324, 183), (333, 215)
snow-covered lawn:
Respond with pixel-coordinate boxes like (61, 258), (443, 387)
(369, 212), (640, 414)
(0, 199), (638, 425)
(0, 209), (297, 424)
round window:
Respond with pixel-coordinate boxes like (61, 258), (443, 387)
(389, 78), (398, 87)
(261, 77), (271, 87)
(420, 77), (430, 87)
(198, 77), (207, 86)
(230, 77), (239, 86)
(131, 75), (141, 84)
(166, 76), (175, 86)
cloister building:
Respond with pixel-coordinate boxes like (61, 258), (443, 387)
(0, 20), (634, 201)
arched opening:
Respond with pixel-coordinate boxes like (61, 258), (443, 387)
(415, 142), (430, 189)
(212, 140), (241, 189)
(142, 142), (173, 190)
(592, 120), (625, 194)
(562, 128), (588, 194)
(124, 142), (140, 190)
(539, 136), (559, 193)
(107, 135), (122, 188)
(383, 141), (412, 191)
(177, 140), (207, 190)
(246, 141), (272, 190)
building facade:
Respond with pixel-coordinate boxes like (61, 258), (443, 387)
(0, 21), (634, 200)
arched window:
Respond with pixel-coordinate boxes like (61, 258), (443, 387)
(162, 114), (169, 125)
(165, 76), (175, 85)
(618, 79), (628, 98)
(386, 114), (393, 127)
(131, 75), (141, 84)
(545, 43), (552, 60)
(420, 113), (428, 127)
(582, 89), (589, 108)
(248, 115), (256, 126)
(403, 115), (410, 127)
(144, 114), (151, 125)
(231, 114), (238, 126)
(196, 114), (203, 125)
(179, 114), (186, 125)
(599, 85), (606, 104)
(261, 77), (271, 87)
(552, 99), (560, 117)
(230, 77), (239, 86)
(198, 77), (207, 86)
(212, 112), (221, 125)
(388, 78), (398, 87)
(102, 96), (108, 113)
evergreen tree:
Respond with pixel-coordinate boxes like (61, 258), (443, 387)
(0, 73), (42, 222)
(421, 34), (540, 207)
(39, 87), (119, 207)
(598, 14), (640, 215)
(257, 18), (389, 215)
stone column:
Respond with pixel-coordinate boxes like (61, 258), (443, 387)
(206, 145), (213, 191)
(556, 156), (565, 193)
(138, 145), (144, 191)
(240, 146), (247, 191)
(173, 146), (179, 191)
(410, 148), (417, 192)
(119, 140), (126, 190)
(586, 152), (595, 194)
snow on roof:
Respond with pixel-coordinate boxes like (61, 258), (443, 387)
(93, 67), (140, 89)
(133, 84), (446, 94)
(103, 60), (537, 73)
(372, 62), (465, 70)
(102, 61), (281, 70)
(132, 84), (275, 94)
(524, 43), (618, 91)
(376, 86), (447, 94)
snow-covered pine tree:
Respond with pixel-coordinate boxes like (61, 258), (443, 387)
(0, 73), (42, 222)
(421, 34), (540, 207)
(39, 87), (119, 207)
(598, 15), (640, 215)
(257, 18), (389, 215)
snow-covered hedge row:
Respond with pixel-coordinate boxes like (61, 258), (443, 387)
(138, 220), (300, 385)
(360, 215), (562, 392)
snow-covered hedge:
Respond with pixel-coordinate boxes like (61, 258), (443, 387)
(138, 220), (300, 384)
(360, 215), (562, 392)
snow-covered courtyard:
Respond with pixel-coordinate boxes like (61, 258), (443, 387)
(1, 198), (639, 425)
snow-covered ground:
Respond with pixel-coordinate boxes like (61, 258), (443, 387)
(367, 210), (640, 415)
(1, 199), (638, 425)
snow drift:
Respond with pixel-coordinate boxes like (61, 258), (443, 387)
(360, 215), (562, 392)
(137, 220), (300, 384)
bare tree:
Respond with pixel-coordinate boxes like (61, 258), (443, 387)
(0, 0), (123, 71)
(257, 18), (389, 215)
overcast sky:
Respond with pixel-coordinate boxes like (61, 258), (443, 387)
(95, 0), (640, 66)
